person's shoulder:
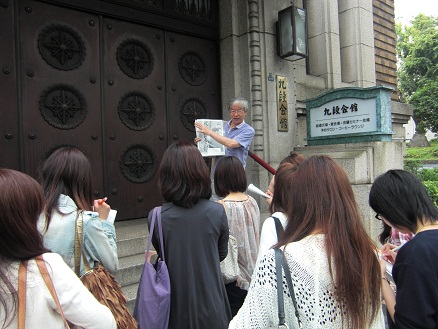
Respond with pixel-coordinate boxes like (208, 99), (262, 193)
(246, 195), (259, 208)
(272, 211), (287, 225)
(284, 234), (325, 252)
(81, 210), (100, 224)
(198, 199), (226, 217)
(202, 198), (223, 209)
(261, 216), (276, 229)
(242, 121), (255, 131)
(41, 252), (68, 266)
(58, 194), (78, 214)
(399, 232), (438, 258)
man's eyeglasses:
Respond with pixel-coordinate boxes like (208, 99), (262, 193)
(375, 213), (383, 220)
(229, 109), (244, 115)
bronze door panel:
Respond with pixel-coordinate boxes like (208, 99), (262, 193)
(102, 18), (167, 219)
(2, 0), (221, 220)
(18, 0), (104, 194)
(165, 32), (221, 144)
(0, 1), (20, 170)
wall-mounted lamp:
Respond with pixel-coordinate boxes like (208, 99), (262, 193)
(276, 5), (308, 61)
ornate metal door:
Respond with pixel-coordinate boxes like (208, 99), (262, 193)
(165, 32), (220, 143)
(0, 3), (19, 170)
(101, 17), (167, 218)
(18, 0), (105, 193)
(1, 0), (221, 220)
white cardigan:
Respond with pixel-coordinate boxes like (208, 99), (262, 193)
(230, 234), (385, 329)
(0, 253), (116, 329)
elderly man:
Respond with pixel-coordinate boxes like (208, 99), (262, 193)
(194, 97), (254, 169)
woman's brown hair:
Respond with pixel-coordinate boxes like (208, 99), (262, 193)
(214, 156), (247, 197)
(158, 141), (211, 208)
(269, 162), (298, 214)
(40, 146), (94, 229)
(279, 151), (305, 166)
(0, 168), (49, 327)
(277, 155), (381, 329)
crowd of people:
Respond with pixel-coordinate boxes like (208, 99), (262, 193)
(1, 96), (437, 329)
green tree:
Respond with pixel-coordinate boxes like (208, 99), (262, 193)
(396, 14), (438, 133)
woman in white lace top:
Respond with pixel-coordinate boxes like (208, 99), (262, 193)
(214, 156), (260, 317)
(229, 155), (385, 329)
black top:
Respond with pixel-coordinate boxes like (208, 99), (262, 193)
(148, 199), (232, 329)
(393, 230), (438, 328)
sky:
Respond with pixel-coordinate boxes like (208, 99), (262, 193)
(394, 0), (438, 25)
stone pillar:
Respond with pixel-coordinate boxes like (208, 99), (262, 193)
(338, 0), (376, 87)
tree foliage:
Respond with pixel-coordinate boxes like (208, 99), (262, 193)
(396, 14), (438, 133)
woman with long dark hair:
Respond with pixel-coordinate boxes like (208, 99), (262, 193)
(148, 141), (231, 329)
(37, 146), (118, 275)
(230, 155), (384, 328)
(0, 168), (115, 328)
(370, 169), (438, 328)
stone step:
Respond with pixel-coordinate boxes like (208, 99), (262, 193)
(117, 235), (148, 258)
(122, 282), (140, 314)
(115, 217), (155, 313)
(115, 218), (148, 240)
(115, 253), (145, 287)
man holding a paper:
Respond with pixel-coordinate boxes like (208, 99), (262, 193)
(194, 97), (255, 169)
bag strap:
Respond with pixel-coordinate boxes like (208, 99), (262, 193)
(146, 206), (165, 262)
(275, 248), (303, 328)
(18, 258), (70, 329)
(274, 248), (286, 328)
(74, 211), (81, 276)
(18, 261), (28, 329)
(36, 256), (71, 329)
(74, 211), (92, 275)
(272, 216), (284, 240)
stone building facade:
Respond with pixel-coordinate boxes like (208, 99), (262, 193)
(219, 0), (412, 243)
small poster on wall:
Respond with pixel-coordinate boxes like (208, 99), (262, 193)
(195, 119), (226, 157)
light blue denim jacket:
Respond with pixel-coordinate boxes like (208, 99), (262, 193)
(37, 194), (119, 275)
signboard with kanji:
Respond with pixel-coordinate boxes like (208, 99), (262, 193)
(306, 86), (393, 146)
(276, 76), (288, 132)
(310, 98), (376, 137)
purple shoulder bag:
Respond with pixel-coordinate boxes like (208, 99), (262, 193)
(134, 206), (171, 329)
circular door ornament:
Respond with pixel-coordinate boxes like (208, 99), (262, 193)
(118, 92), (155, 131)
(120, 144), (157, 183)
(39, 84), (87, 129)
(38, 24), (86, 71)
(178, 51), (207, 86)
(116, 39), (154, 79)
(180, 98), (207, 132)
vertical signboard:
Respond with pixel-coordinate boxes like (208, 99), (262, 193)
(276, 76), (288, 131)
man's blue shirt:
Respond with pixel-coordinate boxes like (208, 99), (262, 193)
(224, 120), (255, 169)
